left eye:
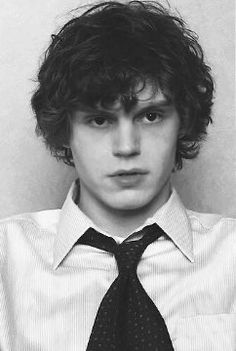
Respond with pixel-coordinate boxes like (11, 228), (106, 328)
(143, 112), (162, 122)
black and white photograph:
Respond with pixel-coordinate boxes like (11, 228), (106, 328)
(0, 1), (235, 350)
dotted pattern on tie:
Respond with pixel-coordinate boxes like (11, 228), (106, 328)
(76, 223), (174, 351)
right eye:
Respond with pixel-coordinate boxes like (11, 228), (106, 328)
(88, 116), (110, 128)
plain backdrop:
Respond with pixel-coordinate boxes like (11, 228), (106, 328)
(0, 0), (235, 219)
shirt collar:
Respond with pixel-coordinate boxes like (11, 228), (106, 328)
(147, 188), (194, 263)
(53, 181), (194, 269)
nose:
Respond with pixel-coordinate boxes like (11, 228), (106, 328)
(112, 119), (140, 157)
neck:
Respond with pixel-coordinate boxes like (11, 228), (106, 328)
(77, 181), (171, 238)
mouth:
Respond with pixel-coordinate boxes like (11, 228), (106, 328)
(110, 169), (148, 177)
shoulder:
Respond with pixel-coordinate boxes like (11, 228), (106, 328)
(186, 209), (236, 231)
(0, 209), (61, 259)
(0, 209), (60, 233)
(186, 209), (236, 251)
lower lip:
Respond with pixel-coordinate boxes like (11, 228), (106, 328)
(111, 173), (146, 186)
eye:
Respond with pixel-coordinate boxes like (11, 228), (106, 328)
(89, 116), (110, 127)
(142, 112), (163, 123)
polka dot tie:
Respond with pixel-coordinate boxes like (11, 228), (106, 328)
(76, 223), (174, 351)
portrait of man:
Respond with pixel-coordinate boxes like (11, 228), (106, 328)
(0, 1), (235, 350)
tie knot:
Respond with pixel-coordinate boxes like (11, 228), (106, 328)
(114, 223), (163, 274)
(76, 223), (164, 274)
(114, 239), (147, 273)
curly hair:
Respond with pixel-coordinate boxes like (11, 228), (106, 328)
(31, 0), (214, 169)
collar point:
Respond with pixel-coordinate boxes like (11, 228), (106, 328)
(186, 252), (195, 263)
(52, 257), (62, 270)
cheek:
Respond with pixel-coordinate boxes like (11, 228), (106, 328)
(146, 130), (178, 173)
(70, 135), (108, 176)
(162, 122), (179, 154)
(148, 131), (177, 159)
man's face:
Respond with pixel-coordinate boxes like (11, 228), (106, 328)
(70, 83), (180, 215)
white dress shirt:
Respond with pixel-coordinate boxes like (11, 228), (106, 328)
(0, 181), (235, 351)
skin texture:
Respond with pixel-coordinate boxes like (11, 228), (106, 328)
(70, 84), (180, 237)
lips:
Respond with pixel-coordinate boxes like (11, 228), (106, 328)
(110, 168), (148, 177)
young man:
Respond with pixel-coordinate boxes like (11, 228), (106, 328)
(0, 1), (235, 350)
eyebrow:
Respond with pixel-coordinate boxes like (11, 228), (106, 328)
(76, 98), (173, 116)
(134, 101), (173, 115)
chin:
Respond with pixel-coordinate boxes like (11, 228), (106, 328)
(108, 192), (152, 211)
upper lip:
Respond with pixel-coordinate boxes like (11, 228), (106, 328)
(110, 168), (148, 176)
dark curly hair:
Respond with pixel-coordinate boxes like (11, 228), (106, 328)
(31, 0), (214, 169)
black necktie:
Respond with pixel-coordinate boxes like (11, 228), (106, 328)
(76, 223), (174, 351)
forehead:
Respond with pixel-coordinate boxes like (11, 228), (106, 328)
(81, 82), (172, 114)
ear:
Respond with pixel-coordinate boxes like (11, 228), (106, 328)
(177, 121), (187, 139)
(171, 161), (178, 173)
(177, 107), (190, 140)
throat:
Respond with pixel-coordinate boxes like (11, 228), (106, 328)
(77, 186), (171, 238)
(81, 204), (151, 238)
